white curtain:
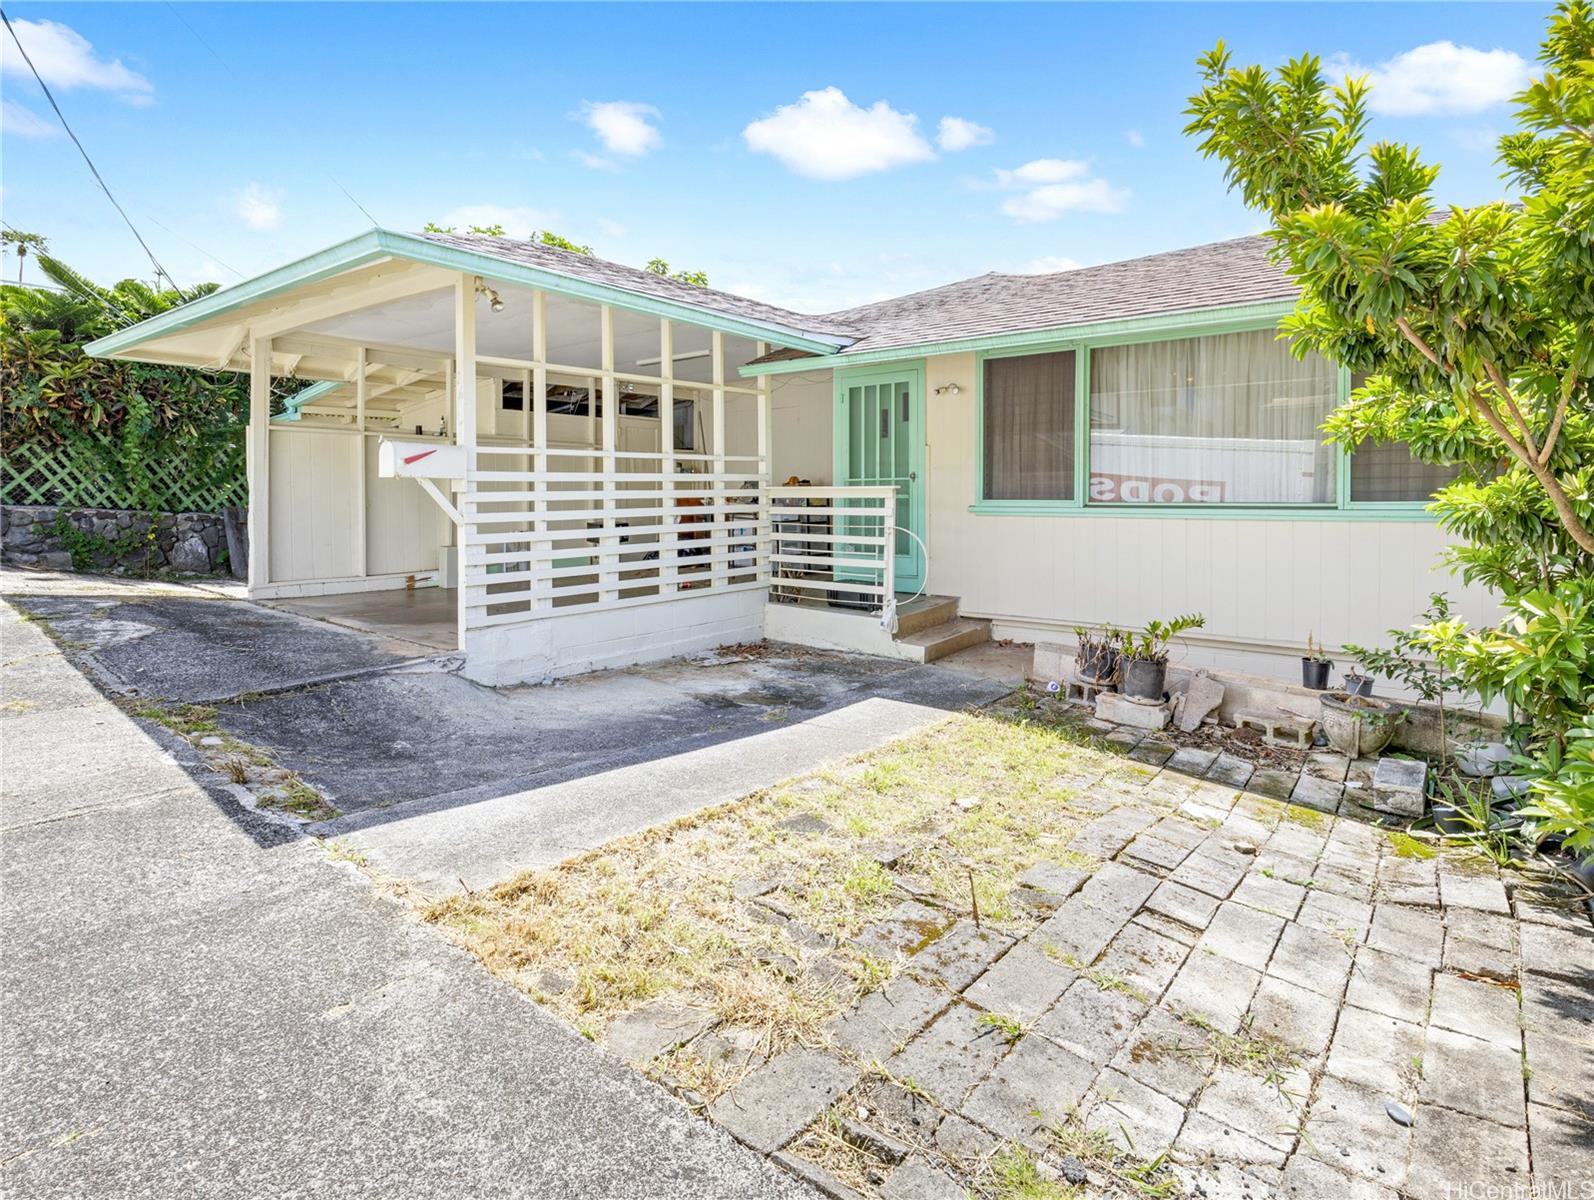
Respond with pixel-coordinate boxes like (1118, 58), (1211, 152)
(1088, 330), (1337, 504)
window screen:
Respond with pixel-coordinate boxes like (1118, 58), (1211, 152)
(1349, 441), (1463, 502)
(983, 350), (1076, 501)
(1088, 330), (1337, 505)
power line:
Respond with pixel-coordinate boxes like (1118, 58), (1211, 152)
(331, 176), (381, 228)
(1, 6), (179, 292)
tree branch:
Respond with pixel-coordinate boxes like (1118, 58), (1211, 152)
(1537, 381), (1574, 467)
(1394, 317), (1443, 370)
(1483, 360), (1540, 460)
(1464, 386), (1594, 557)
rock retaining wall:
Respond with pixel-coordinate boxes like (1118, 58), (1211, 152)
(1, 505), (241, 577)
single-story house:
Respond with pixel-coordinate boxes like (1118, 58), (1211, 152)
(86, 229), (1496, 687)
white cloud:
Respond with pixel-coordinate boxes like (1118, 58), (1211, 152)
(988, 159), (1128, 222)
(0, 99), (58, 138)
(937, 115), (993, 152)
(232, 183), (283, 231)
(1330, 42), (1531, 116)
(438, 204), (553, 238)
(0, 18), (153, 103)
(743, 87), (935, 180)
(578, 100), (661, 156)
(1125, 129), (1145, 148)
(1016, 255), (1083, 275)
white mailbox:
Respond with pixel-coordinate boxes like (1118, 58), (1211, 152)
(377, 438), (467, 480)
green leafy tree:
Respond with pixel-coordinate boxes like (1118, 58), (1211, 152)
(1185, 0), (1594, 592)
(645, 257), (709, 288)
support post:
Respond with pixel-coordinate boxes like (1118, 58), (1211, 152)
(599, 304), (619, 601)
(354, 345), (368, 579)
(247, 337), (272, 590)
(454, 275), (479, 647)
(659, 318), (677, 593)
(756, 340), (771, 583)
(532, 290), (551, 609)
(711, 330), (726, 586)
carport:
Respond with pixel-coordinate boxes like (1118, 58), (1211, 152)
(86, 229), (871, 681)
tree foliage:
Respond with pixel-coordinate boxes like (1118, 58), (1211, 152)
(1185, 0), (1594, 594)
(1, 252), (245, 453)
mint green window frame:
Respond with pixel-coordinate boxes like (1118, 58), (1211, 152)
(971, 318), (1440, 521)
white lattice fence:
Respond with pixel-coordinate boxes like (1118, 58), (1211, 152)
(2, 433), (247, 513)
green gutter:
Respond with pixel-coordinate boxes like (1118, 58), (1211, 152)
(85, 229), (850, 362)
(738, 297), (1299, 377)
(275, 379), (342, 422)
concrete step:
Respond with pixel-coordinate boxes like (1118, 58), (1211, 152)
(892, 594), (961, 638)
(894, 616), (991, 664)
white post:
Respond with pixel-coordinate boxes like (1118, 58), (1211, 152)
(599, 304), (619, 602)
(247, 336), (272, 590)
(531, 290), (551, 610)
(354, 345), (368, 579)
(659, 318), (677, 593)
(710, 330), (726, 587)
(756, 341), (771, 583)
(454, 275), (478, 647)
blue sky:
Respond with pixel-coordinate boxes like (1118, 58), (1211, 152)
(0, 2), (1550, 313)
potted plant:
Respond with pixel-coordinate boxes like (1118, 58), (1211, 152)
(1343, 670), (1376, 698)
(1346, 595), (1478, 772)
(1119, 613), (1205, 702)
(1301, 633), (1333, 690)
(1072, 624), (1122, 687)
(1318, 691), (1402, 757)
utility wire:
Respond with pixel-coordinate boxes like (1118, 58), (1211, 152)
(330, 176), (381, 228)
(1, 6), (178, 292)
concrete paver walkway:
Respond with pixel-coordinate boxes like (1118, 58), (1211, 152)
(0, 598), (814, 1199)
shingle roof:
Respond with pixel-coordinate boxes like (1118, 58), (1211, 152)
(417, 231), (860, 343)
(432, 231), (1298, 359)
(817, 235), (1298, 355)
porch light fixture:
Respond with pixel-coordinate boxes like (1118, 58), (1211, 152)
(473, 275), (504, 313)
(934, 383), (962, 396)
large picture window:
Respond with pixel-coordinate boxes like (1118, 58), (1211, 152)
(983, 350), (1075, 501)
(1349, 442), (1463, 503)
(1087, 329), (1337, 505)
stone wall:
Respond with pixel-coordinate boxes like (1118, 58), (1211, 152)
(1, 505), (242, 577)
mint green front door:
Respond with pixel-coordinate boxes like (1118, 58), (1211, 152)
(835, 364), (926, 593)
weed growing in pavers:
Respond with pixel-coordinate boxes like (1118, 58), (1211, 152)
(265, 773), (337, 822)
(976, 1012), (1027, 1044)
(320, 839), (370, 868)
(1047, 1122), (1178, 1198)
(786, 1108), (894, 1193)
(979, 1143), (1079, 1200)
(221, 758), (249, 784)
(1085, 971), (1154, 1006)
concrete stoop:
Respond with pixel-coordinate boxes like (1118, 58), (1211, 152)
(893, 615), (992, 663)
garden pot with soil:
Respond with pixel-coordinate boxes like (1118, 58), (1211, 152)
(1301, 633), (1334, 690)
(1343, 672), (1376, 698)
(1319, 692), (1401, 758)
(1121, 658), (1167, 702)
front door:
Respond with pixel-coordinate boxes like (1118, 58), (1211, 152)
(835, 364), (926, 593)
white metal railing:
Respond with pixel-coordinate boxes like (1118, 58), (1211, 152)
(768, 485), (897, 612)
(462, 445), (768, 628)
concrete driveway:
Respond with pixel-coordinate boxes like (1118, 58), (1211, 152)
(2, 573), (1013, 894)
(0, 588), (818, 1199)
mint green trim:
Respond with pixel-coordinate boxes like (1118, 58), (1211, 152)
(86, 229), (847, 362)
(85, 231), (392, 359)
(834, 360), (927, 592)
(965, 501), (1440, 521)
(739, 298), (1299, 378)
(275, 379), (341, 422)
(962, 313), (1441, 524)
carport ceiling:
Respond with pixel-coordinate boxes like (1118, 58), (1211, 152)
(304, 283), (763, 384)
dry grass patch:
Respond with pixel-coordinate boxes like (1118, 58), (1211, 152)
(425, 708), (1162, 1090)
